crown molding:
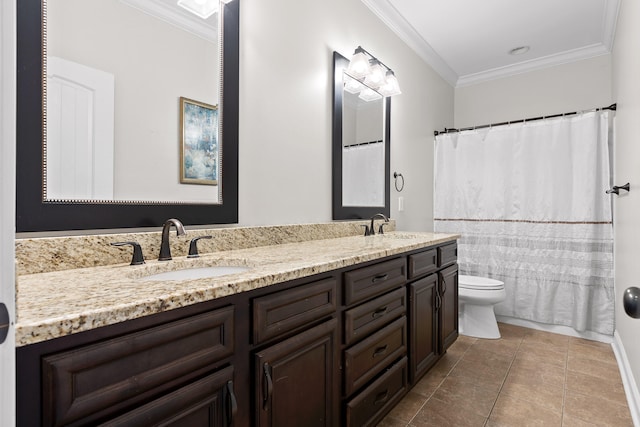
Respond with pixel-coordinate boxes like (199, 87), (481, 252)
(361, 0), (458, 86)
(120, 0), (217, 42)
(456, 43), (611, 87)
(362, 0), (620, 88)
(602, 0), (621, 50)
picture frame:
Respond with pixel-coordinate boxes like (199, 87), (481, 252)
(179, 97), (219, 185)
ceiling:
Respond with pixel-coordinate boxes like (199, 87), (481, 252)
(121, 0), (218, 42)
(362, 0), (620, 87)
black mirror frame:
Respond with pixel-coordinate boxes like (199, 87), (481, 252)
(332, 51), (390, 220)
(16, 0), (240, 232)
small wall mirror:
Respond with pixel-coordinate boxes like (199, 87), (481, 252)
(332, 51), (390, 220)
(16, 0), (239, 232)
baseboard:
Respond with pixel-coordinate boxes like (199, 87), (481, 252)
(495, 315), (613, 343)
(612, 331), (640, 427)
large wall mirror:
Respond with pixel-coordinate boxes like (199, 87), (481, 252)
(16, 0), (239, 232)
(332, 51), (390, 220)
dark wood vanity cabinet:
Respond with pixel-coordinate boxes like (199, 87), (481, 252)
(41, 306), (236, 427)
(439, 263), (459, 353)
(251, 278), (339, 427)
(17, 240), (458, 427)
(407, 243), (459, 384)
(254, 319), (338, 427)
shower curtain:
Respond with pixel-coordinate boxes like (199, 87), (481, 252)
(343, 142), (385, 207)
(434, 111), (615, 335)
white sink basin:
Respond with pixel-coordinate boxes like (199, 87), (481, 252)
(140, 266), (250, 282)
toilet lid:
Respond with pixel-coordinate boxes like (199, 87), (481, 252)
(458, 275), (505, 290)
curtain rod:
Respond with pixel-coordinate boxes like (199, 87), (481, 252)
(343, 139), (383, 148)
(434, 103), (617, 136)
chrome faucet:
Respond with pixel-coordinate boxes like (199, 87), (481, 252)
(365, 213), (389, 236)
(158, 218), (186, 261)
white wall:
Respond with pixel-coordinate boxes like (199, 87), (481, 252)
(0, 0), (16, 424)
(238, 0), (453, 230)
(455, 55), (612, 128)
(612, 0), (640, 412)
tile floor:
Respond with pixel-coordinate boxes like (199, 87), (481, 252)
(379, 323), (634, 427)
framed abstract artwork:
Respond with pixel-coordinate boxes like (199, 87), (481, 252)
(179, 97), (219, 185)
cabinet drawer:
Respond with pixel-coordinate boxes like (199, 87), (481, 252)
(101, 366), (236, 427)
(253, 277), (338, 344)
(344, 258), (406, 306)
(344, 316), (407, 396)
(438, 242), (457, 267)
(408, 248), (437, 279)
(344, 287), (406, 346)
(42, 306), (234, 427)
(345, 357), (408, 427)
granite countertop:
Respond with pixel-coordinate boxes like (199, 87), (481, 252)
(15, 231), (459, 347)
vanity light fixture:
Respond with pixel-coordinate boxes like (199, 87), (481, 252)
(359, 88), (383, 102)
(344, 74), (366, 94)
(177, 0), (218, 19)
(378, 71), (401, 97)
(346, 49), (372, 79)
(363, 61), (386, 89)
(345, 46), (401, 101)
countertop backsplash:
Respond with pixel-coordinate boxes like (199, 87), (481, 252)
(15, 220), (394, 276)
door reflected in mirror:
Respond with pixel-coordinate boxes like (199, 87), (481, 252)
(341, 90), (385, 207)
(45, 0), (221, 204)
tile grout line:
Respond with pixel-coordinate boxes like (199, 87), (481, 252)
(404, 338), (475, 427)
(561, 340), (569, 426)
(482, 334), (526, 427)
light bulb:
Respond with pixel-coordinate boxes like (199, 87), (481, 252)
(364, 62), (385, 89)
(378, 71), (401, 97)
(347, 52), (371, 79)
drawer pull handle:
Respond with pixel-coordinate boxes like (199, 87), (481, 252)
(372, 307), (388, 319)
(225, 380), (238, 426)
(442, 278), (447, 293)
(372, 273), (389, 283)
(374, 389), (389, 405)
(263, 363), (273, 411)
(372, 345), (388, 358)
(436, 294), (442, 310)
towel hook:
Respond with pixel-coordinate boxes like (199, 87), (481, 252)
(393, 172), (404, 192)
(606, 183), (630, 195)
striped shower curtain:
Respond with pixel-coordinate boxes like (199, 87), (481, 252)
(434, 111), (615, 335)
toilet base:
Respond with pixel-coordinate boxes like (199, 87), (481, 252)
(459, 303), (501, 339)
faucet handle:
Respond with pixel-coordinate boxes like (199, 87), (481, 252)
(111, 242), (145, 265)
(188, 236), (212, 258)
(360, 224), (372, 236)
(378, 223), (389, 235)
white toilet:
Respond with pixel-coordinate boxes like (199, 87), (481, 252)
(458, 275), (506, 339)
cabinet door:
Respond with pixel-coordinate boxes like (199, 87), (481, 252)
(101, 366), (237, 427)
(255, 319), (338, 427)
(439, 265), (458, 353)
(408, 274), (438, 384)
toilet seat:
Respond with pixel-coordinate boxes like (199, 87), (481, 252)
(459, 275), (504, 291)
